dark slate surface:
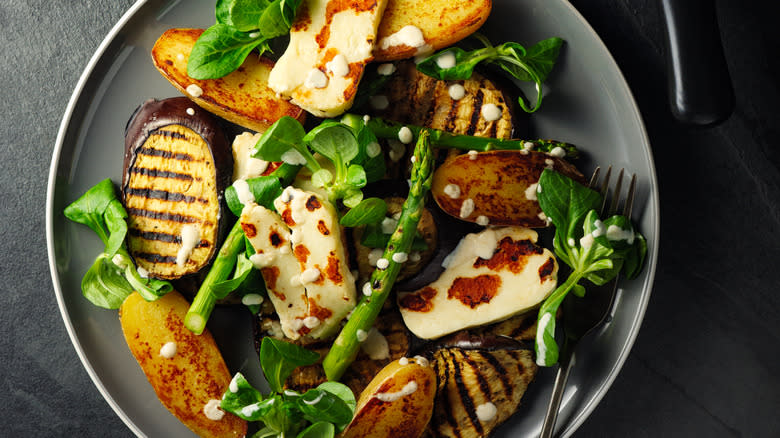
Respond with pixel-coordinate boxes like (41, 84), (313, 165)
(1, 0), (777, 436)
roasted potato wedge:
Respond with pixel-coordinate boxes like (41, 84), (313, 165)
(431, 150), (584, 227)
(151, 28), (306, 132)
(374, 0), (492, 61)
(119, 291), (246, 438)
(341, 357), (436, 438)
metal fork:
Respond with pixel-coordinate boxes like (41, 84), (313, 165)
(539, 166), (637, 438)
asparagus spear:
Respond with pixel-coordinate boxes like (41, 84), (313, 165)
(340, 113), (578, 159)
(184, 163), (300, 334)
(322, 130), (434, 381)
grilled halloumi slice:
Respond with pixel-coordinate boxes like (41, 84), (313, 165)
(241, 188), (356, 340)
(398, 227), (557, 339)
(273, 187), (357, 339)
(240, 204), (308, 340)
(267, 0), (389, 117)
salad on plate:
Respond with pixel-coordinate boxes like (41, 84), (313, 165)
(61, 0), (647, 436)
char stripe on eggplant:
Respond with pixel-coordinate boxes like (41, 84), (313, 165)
(451, 350), (486, 437)
(124, 187), (209, 204)
(137, 146), (196, 161)
(125, 207), (202, 224)
(129, 166), (195, 181)
(466, 88), (484, 137)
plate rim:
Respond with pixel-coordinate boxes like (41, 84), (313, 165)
(46, 0), (152, 436)
(45, 0), (660, 436)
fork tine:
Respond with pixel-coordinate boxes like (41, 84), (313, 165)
(608, 168), (625, 216)
(598, 166), (612, 215)
(588, 166), (601, 189)
(623, 173), (637, 218)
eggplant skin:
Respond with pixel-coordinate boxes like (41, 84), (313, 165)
(122, 97), (232, 280)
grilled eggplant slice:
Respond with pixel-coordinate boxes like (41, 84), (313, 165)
(421, 312), (539, 438)
(427, 346), (537, 438)
(122, 97), (232, 280)
(369, 60), (522, 141)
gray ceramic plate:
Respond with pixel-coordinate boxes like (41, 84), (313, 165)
(46, 0), (659, 436)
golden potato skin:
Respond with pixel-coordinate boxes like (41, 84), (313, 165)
(431, 150), (584, 227)
(374, 0), (492, 61)
(151, 28), (306, 132)
(119, 291), (246, 438)
(341, 357), (436, 438)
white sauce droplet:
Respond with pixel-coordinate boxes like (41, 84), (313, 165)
(303, 316), (321, 329)
(525, 183), (539, 201)
(375, 381), (418, 402)
(360, 327), (390, 360)
(392, 252), (408, 263)
(229, 375), (240, 393)
(241, 402), (261, 418)
(326, 54), (349, 77)
(159, 342), (177, 359)
(467, 150), (479, 160)
(366, 141), (381, 158)
(536, 312), (553, 366)
(443, 183), (461, 199)
(398, 126), (414, 144)
(459, 198), (475, 218)
(481, 103), (502, 121)
(381, 217), (398, 234)
(304, 68), (328, 89)
(249, 252), (275, 269)
(476, 402), (498, 422)
(435, 51), (457, 69)
(203, 399), (225, 421)
(281, 149), (308, 165)
(448, 83), (466, 100)
(233, 179), (255, 205)
(549, 146), (566, 158)
(186, 84), (203, 97)
(379, 25), (426, 50)
(376, 258), (390, 270)
(176, 224), (200, 267)
(299, 268), (321, 284)
(607, 224), (635, 243)
(377, 63), (396, 76)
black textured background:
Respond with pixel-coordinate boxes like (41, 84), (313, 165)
(1, 0), (778, 436)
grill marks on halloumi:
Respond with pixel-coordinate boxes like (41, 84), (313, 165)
(241, 188), (356, 340)
(124, 124), (219, 278)
(268, 0), (389, 117)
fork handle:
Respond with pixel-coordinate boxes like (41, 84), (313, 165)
(539, 357), (575, 438)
